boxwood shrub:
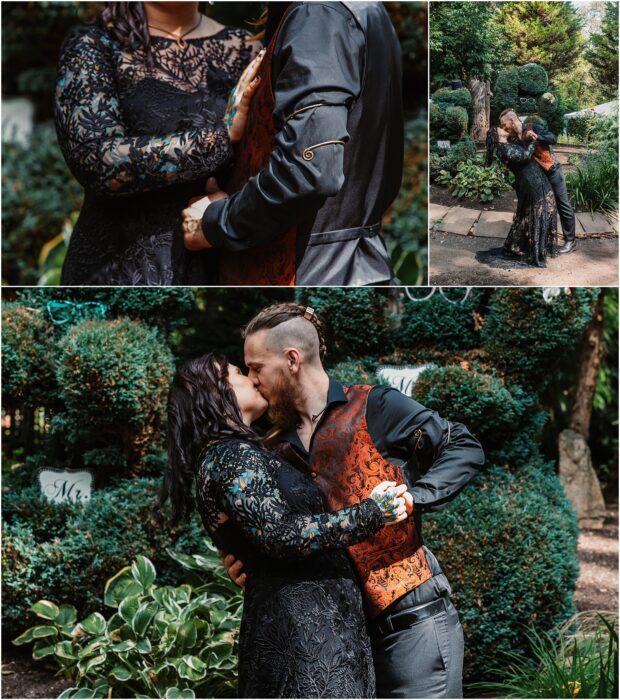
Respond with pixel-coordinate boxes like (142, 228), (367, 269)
(413, 364), (547, 468)
(56, 318), (175, 471)
(425, 462), (579, 682)
(481, 288), (599, 393)
(400, 289), (483, 351)
(445, 106), (468, 140)
(518, 63), (549, 95)
(1, 477), (207, 640)
(1, 303), (58, 409)
(432, 87), (472, 109)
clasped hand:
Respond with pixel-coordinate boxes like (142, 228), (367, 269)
(221, 482), (414, 589)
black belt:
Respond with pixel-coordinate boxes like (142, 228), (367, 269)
(371, 597), (449, 637)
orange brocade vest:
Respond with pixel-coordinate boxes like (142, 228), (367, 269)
(310, 385), (433, 618)
(220, 10), (297, 286)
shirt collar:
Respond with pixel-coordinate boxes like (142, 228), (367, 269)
(278, 376), (348, 450)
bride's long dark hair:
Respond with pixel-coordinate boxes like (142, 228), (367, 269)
(485, 126), (500, 167)
(158, 353), (261, 525)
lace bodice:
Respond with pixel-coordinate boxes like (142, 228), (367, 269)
(195, 439), (380, 698)
(54, 21), (259, 285)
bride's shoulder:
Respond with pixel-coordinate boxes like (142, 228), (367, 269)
(60, 22), (114, 60)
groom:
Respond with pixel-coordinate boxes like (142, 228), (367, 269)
(499, 109), (576, 254)
(225, 302), (485, 698)
(181, 2), (403, 286)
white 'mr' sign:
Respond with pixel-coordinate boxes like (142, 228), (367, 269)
(376, 364), (435, 397)
(38, 469), (93, 504)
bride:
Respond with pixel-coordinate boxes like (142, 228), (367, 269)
(55, 1), (263, 286)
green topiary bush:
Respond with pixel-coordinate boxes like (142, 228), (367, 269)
(445, 105), (468, 140)
(1, 477), (207, 641)
(492, 67), (521, 117)
(413, 364), (547, 468)
(425, 463), (579, 682)
(1, 303), (58, 409)
(295, 288), (395, 362)
(57, 318), (175, 471)
(15, 287), (197, 335)
(400, 289), (482, 350)
(432, 86), (472, 109)
(482, 288), (599, 393)
(515, 96), (538, 114)
(518, 63), (549, 95)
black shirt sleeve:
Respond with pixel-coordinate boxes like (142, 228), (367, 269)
(366, 387), (485, 512)
(202, 2), (364, 251)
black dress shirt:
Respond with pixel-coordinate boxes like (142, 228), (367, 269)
(279, 378), (485, 513)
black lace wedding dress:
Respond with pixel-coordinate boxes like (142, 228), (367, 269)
(498, 140), (558, 267)
(196, 438), (383, 698)
(54, 21), (259, 285)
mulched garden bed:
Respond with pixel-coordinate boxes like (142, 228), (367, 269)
(1, 646), (71, 699)
(430, 183), (518, 212)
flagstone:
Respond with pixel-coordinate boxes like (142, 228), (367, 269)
(576, 212), (615, 235)
(474, 211), (513, 238)
(437, 206), (480, 236)
(429, 203), (450, 224)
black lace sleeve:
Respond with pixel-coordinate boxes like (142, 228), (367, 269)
(54, 26), (233, 197)
(197, 440), (384, 560)
(499, 140), (537, 164)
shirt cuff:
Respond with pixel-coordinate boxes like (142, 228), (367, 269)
(201, 197), (228, 249)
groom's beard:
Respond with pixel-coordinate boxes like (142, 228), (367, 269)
(266, 370), (302, 433)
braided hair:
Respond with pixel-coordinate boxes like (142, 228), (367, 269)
(158, 352), (262, 525)
(243, 302), (327, 363)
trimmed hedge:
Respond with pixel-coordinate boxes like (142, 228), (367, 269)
(445, 105), (468, 140)
(16, 287), (196, 335)
(400, 288), (482, 351)
(57, 318), (175, 471)
(481, 288), (599, 393)
(425, 463), (579, 682)
(295, 288), (395, 361)
(1, 303), (57, 409)
(518, 63), (549, 95)
(1, 477), (207, 640)
(492, 66), (520, 115)
(432, 86), (472, 108)
(413, 364), (547, 468)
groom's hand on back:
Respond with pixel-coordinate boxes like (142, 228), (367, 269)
(182, 178), (228, 250)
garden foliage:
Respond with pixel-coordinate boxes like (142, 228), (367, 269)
(6, 287), (602, 688)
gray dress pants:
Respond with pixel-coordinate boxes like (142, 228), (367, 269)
(370, 547), (464, 698)
(546, 163), (576, 241)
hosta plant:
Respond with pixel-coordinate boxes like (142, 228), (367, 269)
(436, 160), (513, 202)
(13, 546), (243, 698)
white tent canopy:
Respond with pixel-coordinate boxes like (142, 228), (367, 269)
(565, 100), (618, 119)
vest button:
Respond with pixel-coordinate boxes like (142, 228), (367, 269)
(310, 471), (318, 479)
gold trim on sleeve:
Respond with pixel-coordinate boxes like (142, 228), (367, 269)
(285, 102), (327, 122)
(302, 140), (346, 161)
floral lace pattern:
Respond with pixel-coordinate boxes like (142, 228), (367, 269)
(195, 439), (380, 697)
(54, 23), (259, 284)
(499, 141), (558, 266)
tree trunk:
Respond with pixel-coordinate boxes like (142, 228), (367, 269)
(570, 290), (606, 440)
(468, 78), (491, 142)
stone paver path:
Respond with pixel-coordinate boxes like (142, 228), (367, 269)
(431, 205), (618, 239)
(436, 206), (480, 236)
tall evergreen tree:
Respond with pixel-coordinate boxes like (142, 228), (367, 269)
(430, 1), (513, 90)
(585, 2), (619, 100)
(494, 1), (584, 80)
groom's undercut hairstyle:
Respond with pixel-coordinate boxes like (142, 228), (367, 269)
(499, 108), (518, 122)
(243, 303), (327, 364)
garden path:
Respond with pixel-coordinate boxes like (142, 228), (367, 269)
(575, 508), (618, 613)
(429, 230), (619, 286)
